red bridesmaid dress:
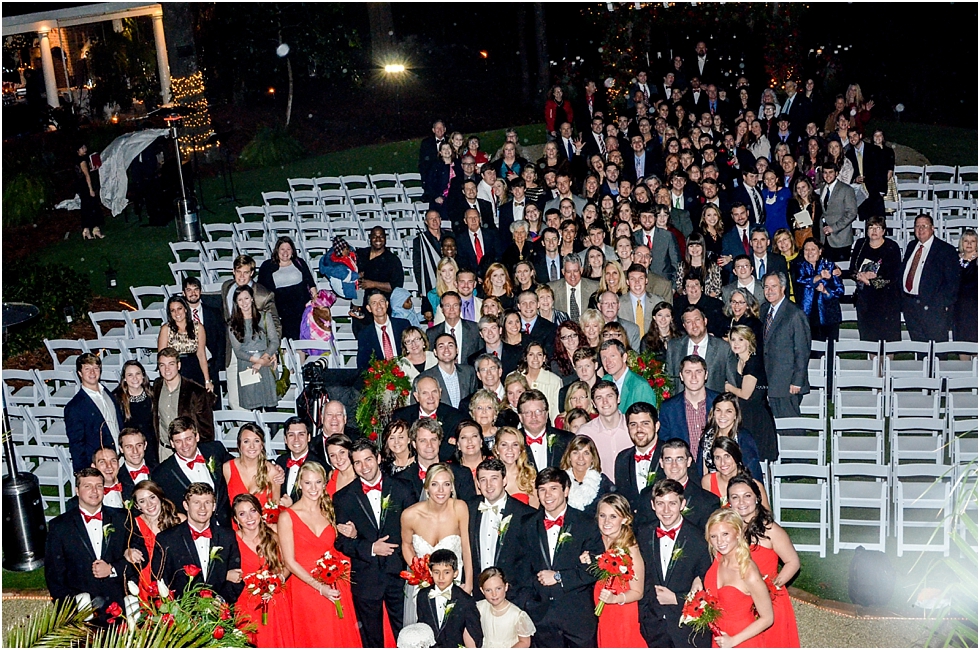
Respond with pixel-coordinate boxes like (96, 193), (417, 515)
(135, 517), (156, 599)
(593, 548), (646, 648)
(750, 545), (799, 647)
(705, 557), (764, 648)
(235, 536), (294, 647)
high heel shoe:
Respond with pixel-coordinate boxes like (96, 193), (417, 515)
(82, 228), (92, 240)
(93, 228), (104, 239)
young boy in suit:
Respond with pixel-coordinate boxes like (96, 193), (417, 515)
(416, 549), (483, 648)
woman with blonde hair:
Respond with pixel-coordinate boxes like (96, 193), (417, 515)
(555, 380), (596, 430)
(502, 372), (530, 426)
(483, 263), (515, 310)
(724, 325), (777, 463)
(579, 309), (605, 349)
(427, 256), (460, 316)
(844, 83), (874, 133)
(703, 510), (774, 648)
(698, 204), (726, 259)
(592, 260), (627, 308)
(398, 325), (438, 381)
(493, 427), (538, 508)
(559, 434), (613, 516)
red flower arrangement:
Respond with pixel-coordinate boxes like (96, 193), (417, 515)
(262, 498), (281, 525)
(680, 589), (723, 636)
(310, 550), (352, 619)
(355, 355), (412, 442)
(627, 351), (673, 406)
(244, 566), (284, 625)
(588, 547), (635, 616)
(183, 564), (201, 578)
(399, 554), (433, 588)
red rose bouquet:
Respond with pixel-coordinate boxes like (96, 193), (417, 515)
(680, 589), (723, 637)
(627, 351), (673, 406)
(587, 547), (635, 616)
(399, 554), (433, 588)
(243, 566), (284, 625)
(355, 355), (412, 441)
(310, 550), (352, 619)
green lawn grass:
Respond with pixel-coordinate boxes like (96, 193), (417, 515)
(1, 568), (47, 591)
(869, 119), (979, 167)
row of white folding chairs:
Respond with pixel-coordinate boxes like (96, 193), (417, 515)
(7, 442), (74, 518)
(769, 460), (970, 557)
(285, 173), (422, 195)
(894, 164), (978, 185)
(211, 409), (302, 454)
(895, 181), (978, 202)
(831, 339), (978, 379)
(832, 373), (977, 422)
(170, 239), (287, 267)
(42, 327), (162, 374)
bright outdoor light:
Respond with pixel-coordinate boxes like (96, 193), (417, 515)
(384, 64), (406, 73)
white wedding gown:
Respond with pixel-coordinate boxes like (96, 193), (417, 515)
(403, 533), (464, 626)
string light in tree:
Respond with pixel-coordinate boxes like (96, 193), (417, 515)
(169, 71), (214, 155)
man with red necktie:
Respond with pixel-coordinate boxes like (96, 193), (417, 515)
(45, 467), (141, 617)
(357, 289), (411, 372)
(151, 482), (242, 602)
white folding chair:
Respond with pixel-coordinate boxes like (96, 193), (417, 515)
(957, 165), (979, 184)
(43, 339), (89, 372)
(953, 419), (978, 470)
(169, 241), (203, 264)
(376, 187), (408, 205)
(124, 309), (165, 338)
(88, 311), (130, 339)
(263, 206), (295, 224)
(32, 370), (79, 407)
(15, 444), (73, 518)
(213, 410), (260, 449)
(2, 370), (43, 407)
(942, 217), (979, 247)
(774, 418), (827, 465)
(897, 182), (931, 201)
(293, 205), (326, 224)
(931, 183), (969, 201)
(945, 376), (979, 434)
(234, 222), (269, 244)
(398, 172), (422, 188)
(832, 463), (889, 553)
(894, 165), (924, 183)
(770, 463), (830, 557)
(256, 411), (293, 455)
(890, 418), (946, 466)
(799, 387), (827, 420)
(236, 205), (267, 223)
(290, 189), (321, 207)
(201, 260), (235, 285)
(5, 405), (31, 445)
(924, 165), (957, 184)
(267, 222), (300, 242)
(287, 177), (317, 192)
(318, 190), (350, 207)
(201, 240), (237, 262)
(26, 406), (69, 446)
(369, 173), (401, 189)
(340, 175), (372, 191)
(883, 340), (931, 380)
(169, 261), (203, 285)
(314, 176), (343, 193)
(130, 285), (170, 311)
(834, 375), (885, 419)
(346, 188), (381, 206)
(894, 464), (953, 557)
(833, 339), (880, 378)
(889, 376), (943, 420)
(831, 417), (885, 464)
(261, 191), (292, 207)
(204, 223), (237, 242)
(933, 341), (979, 379)
(88, 338), (130, 374)
(236, 240), (272, 261)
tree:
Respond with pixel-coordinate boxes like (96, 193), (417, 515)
(533, 3), (549, 101)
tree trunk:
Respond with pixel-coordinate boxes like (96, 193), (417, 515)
(367, 3), (396, 60)
(161, 3), (198, 79)
(533, 3), (550, 102)
(517, 4), (531, 105)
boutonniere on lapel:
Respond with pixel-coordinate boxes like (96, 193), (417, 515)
(102, 524), (116, 540)
(443, 601), (456, 621)
(379, 494), (392, 527)
(547, 433), (557, 450)
(645, 471), (658, 487)
(556, 530), (573, 552)
(205, 455), (217, 475)
(124, 499), (134, 511)
(497, 514), (513, 540)
(671, 545), (684, 563)
(681, 505), (692, 517)
(209, 545), (224, 564)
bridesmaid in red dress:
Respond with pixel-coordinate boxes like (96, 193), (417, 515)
(704, 510), (773, 648)
(130, 480), (184, 598)
(278, 461), (362, 648)
(701, 438), (769, 510)
(589, 494), (647, 648)
(322, 434), (357, 497)
(727, 477), (801, 647)
(232, 493), (294, 647)
(223, 424), (283, 525)
(493, 427), (539, 507)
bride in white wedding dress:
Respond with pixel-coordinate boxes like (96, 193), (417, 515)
(400, 463), (474, 625)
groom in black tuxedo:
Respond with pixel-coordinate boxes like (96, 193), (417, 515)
(334, 438), (418, 648)
(395, 419), (476, 500)
(637, 479), (713, 648)
(467, 459), (535, 607)
(520, 467), (604, 647)
(614, 401), (663, 512)
(151, 482), (243, 603)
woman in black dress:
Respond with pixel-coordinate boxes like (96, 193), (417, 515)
(724, 287), (764, 356)
(257, 236), (317, 341)
(74, 143), (104, 239)
(848, 216), (902, 342)
(724, 326), (777, 463)
(953, 229), (978, 343)
(112, 360), (158, 466)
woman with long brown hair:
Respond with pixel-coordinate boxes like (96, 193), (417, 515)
(223, 423), (282, 516)
(113, 360), (158, 466)
(229, 285), (280, 410)
(158, 295), (211, 390)
(128, 480), (185, 599)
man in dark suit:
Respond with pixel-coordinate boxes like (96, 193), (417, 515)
(720, 203), (754, 278)
(150, 416), (234, 527)
(117, 428), (153, 498)
(416, 549), (484, 648)
(395, 419), (476, 500)
(749, 226), (790, 282)
(658, 356), (720, 480)
(760, 273), (811, 422)
(310, 400), (362, 457)
(575, 79), (609, 132)
(517, 390), (573, 471)
(634, 206), (681, 282)
(516, 290), (556, 356)
(846, 128), (888, 220)
(689, 41), (718, 83)
(456, 208), (501, 279)
(622, 135), (661, 185)
(392, 377), (464, 462)
(182, 276), (224, 400)
(672, 277), (728, 341)
(637, 479), (713, 648)
(732, 169), (767, 226)
(65, 353), (123, 472)
(684, 76), (708, 116)
(627, 70), (655, 109)
(429, 292), (482, 366)
(468, 459), (536, 605)
(520, 467), (605, 647)
(637, 438), (720, 530)
(45, 467), (140, 614)
(780, 80), (812, 134)
(151, 482), (243, 603)
(418, 119), (447, 178)
(901, 215), (961, 342)
(769, 115), (800, 151)
(496, 178), (530, 247)
(151, 348), (214, 462)
(275, 416), (326, 503)
(468, 315), (522, 375)
(419, 332), (477, 410)
(334, 438), (417, 648)
(357, 290), (411, 371)
(580, 115), (609, 160)
(447, 179), (494, 234)
(614, 402), (663, 513)
(533, 227), (564, 286)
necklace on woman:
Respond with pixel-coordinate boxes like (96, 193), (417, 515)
(129, 390), (147, 403)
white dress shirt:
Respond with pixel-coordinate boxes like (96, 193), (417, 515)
(525, 432), (548, 470)
(285, 452), (309, 496)
(175, 451), (214, 487)
(478, 496), (507, 571)
(686, 335), (709, 358)
(102, 484), (124, 509)
(633, 446), (655, 492)
(445, 321), (465, 364)
(188, 522), (211, 576)
(659, 520), (682, 577)
(81, 385), (120, 447)
(545, 507), (567, 562)
(754, 255), (769, 279)
(190, 304), (205, 326)
(124, 462), (150, 484)
(737, 278), (757, 295)
(82, 507), (104, 558)
(361, 477), (383, 525)
(903, 236), (935, 295)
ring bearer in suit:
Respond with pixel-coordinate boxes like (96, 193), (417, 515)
(416, 549), (484, 648)
(637, 479), (713, 648)
(151, 482), (243, 603)
(334, 438), (418, 648)
(614, 402), (663, 513)
(519, 467), (605, 648)
(117, 428), (152, 499)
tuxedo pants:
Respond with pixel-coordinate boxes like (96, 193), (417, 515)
(531, 608), (597, 648)
(351, 577), (405, 649)
(902, 296), (951, 343)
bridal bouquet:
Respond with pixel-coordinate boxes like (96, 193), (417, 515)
(588, 547), (635, 616)
(243, 567), (284, 625)
(680, 589), (723, 636)
(310, 551), (352, 619)
(399, 554), (433, 588)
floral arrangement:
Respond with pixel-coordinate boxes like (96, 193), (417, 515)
(680, 589), (723, 637)
(310, 551), (352, 619)
(355, 354), (412, 442)
(588, 547), (635, 616)
(243, 566), (284, 625)
(262, 498), (281, 526)
(627, 350), (672, 406)
(399, 554), (433, 588)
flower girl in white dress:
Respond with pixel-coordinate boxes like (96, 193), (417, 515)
(476, 567), (536, 648)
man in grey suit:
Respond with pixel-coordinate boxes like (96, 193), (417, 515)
(419, 332), (476, 410)
(760, 273), (811, 424)
(818, 163), (858, 262)
(632, 245), (675, 305)
(619, 263), (670, 336)
(427, 292), (481, 366)
(721, 255), (766, 306)
(666, 305), (733, 394)
(544, 172), (587, 215)
(548, 254), (598, 322)
(597, 291), (641, 350)
(633, 205), (681, 281)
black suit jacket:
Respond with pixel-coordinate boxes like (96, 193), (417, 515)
(635, 477), (721, 532)
(521, 426), (573, 471)
(416, 585), (484, 648)
(45, 505), (139, 607)
(519, 316), (557, 358)
(467, 343), (522, 376)
(637, 518), (713, 648)
(151, 519), (243, 603)
(334, 475), (417, 598)
(732, 185), (767, 225)
(902, 238), (961, 311)
(64, 387), (125, 472)
(429, 319), (482, 368)
(752, 252), (790, 283)
(613, 444), (664, 513)
(466, 495), (535, 605)
(150, 441), (233, 526)
(447, 196), (494, 233)
(395, 461), (477, 502)
(390, 403), (464, 462)
(274, 447), (327, 502)
(418, 136), (445, 178)
(622, 150), (663, 184)
(672, 294), (728, 339)
(150, 376), (215, 444)
(845, 142), (888, 195)
(574, 91), (609, 132)
(456, 227), (502, 278)
(197, 296), (227, 373)
(357, 317), (411, 371)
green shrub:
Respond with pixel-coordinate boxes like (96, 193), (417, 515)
(238, 126), (305, 169)
(2, 173), (50, 227)
(2, 264), (92, 358)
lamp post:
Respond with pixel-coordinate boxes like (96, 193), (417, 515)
(384, 63), (406, 119)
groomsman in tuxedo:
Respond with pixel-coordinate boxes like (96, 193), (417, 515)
(614, 402), (663, 513)
(637, 479), (713, 648)
(467, 459), (535, 606)
(150, 417), (234, 526)
(395, 419), (476, 501)
(117, 428), (152, 498)
(517, 390), (572, 471)
(520, 468), (605, 647)
(275, 416), (326, 503)
(151, 483), (243, 603)
(334, 438), (417, 648)
(637, 438), (720, 530)
(45, 468), (140, 614)
(392, 376), (464, 462)
(92, 447), (126, 508)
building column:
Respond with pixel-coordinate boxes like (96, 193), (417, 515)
(151, 11), (172, 104)
(38, 28), (59, 108)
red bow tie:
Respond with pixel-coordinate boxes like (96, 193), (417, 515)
(656, 526), (679, 540)
(362, 481), (382, 494)
(129, 466), (148, 480)
(634, 450), (654, 462)
(418, 468), (427, 481)
(544, 515), (564, 530)
(422, 413), (437, 420)
(286, 455), (307, 469)
(104, 483), (122, 494)
(82, 510), (102, 524)
(185, 454), (206, 470)
(526, 434), (544, 446)
(190, 527), (212, 541)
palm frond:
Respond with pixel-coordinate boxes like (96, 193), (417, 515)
(4, 599), (93, 648)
